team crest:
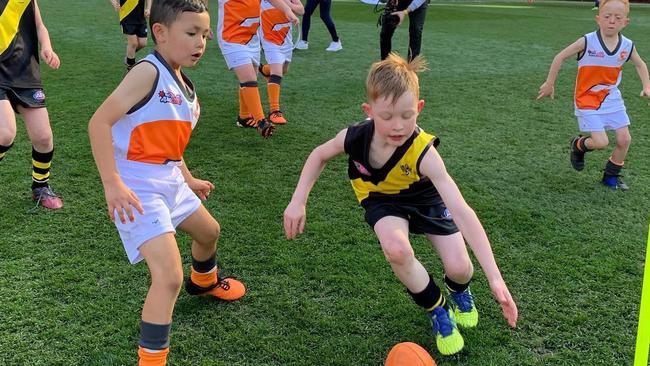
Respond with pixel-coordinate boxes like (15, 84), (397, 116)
(353, 160), (371, 176)
(619, 50), (628, 61)
(400, 164), (412, 176)
(32, 90), (45, 102)
(158, 90), (182, 105)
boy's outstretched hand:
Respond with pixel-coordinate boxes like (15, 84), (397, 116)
(489, 278), (518, 328)
(41, 49), (60, 69)
(283, 201), (306, 239)
(187, 178), (215, 201)
(537, 81), (554, 100)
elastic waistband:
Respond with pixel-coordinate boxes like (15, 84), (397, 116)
(116, 159), (181, 179)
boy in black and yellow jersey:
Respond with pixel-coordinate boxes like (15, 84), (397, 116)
(110, 0), (152, 70)
(283, 54), (518, 356)
(0, 0), (62, 209)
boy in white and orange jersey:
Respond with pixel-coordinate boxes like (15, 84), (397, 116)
(89, 1), (245, 364)
(217, 0), (298, 136)
(257, 0), (303, 124)
(538, 0), (650, 190)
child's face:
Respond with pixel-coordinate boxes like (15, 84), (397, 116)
(154, 10), (211, 67)
(363, 91), (424, 147)
(596, 1), (629, 36)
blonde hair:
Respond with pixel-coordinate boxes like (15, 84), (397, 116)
(366, 53), (428, 104)
(599, 0), (630, 13)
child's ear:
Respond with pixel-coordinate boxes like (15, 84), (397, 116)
(361, 102), (372, 117)
(417, 99), (425, 113)
(152, 23), (166, 43)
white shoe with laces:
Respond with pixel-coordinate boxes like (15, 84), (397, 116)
(325, 40), (342, 52)
(294, 40), (309, 50)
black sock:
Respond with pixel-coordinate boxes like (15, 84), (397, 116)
(604, 159), (623, 178)
(31, 147), (53, 189)
(444, 275), (470, 293)
(0, 143), (13, 162)
(139, 321), (171, 350)
(407, 275), (448, 311)
(126, 57), (136, 66)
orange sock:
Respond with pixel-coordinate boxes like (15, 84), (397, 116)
(238, 88), (250, 119)
(191, 267), (217, 288)
(239, 82), (265, 122)
(138, 346), (169, 366)
(268, 82), (281, 111)
(261, 64), (271, 76)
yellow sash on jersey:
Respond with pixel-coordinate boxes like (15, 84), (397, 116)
(0, 0), (31, 55)
(119, 0), (138, 22)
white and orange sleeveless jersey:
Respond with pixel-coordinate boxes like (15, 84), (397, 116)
(574, 31), (634, 116)
(112, 52), (200, 166)
(259, 0), (293, 52)
(217, 0), (261, 54)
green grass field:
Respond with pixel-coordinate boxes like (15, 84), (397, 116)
(1, 0), (649, 364)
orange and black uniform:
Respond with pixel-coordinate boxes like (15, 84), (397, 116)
(344, 119), (457, 235)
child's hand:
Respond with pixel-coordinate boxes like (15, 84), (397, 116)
(285, 10), (300, 25)
(41, 49), (60, 69)
(390, 10), (407, 26)
(187, 178), (215, 200)
(104, 179), (144, 224)
(144, 8), (150, 18)
(537, 81), (555, 100)
(640, 88), (650, 105)
(283, 201), (306, 239)
(489, 278), (518, 328)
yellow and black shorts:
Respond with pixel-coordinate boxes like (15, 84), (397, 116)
(364, 201), (459, 236)
(0, 86), (46, 112)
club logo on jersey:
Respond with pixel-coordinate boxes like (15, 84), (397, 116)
(158, 90), (182, 105)
(353, 160), (371, 176)
(587, 49), (605, 58)
(442, 208), (452, 219)
(619, 50), (628, 61)
(400, 164), (412, 176)
(32, 90), (45, 102)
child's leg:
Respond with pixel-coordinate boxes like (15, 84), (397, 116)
(602, 127), (631, 190)
(570, 131), (607, 171)
(427, 232), (478, 329)
(178, 205), (246, 300)
(138, 233), (184, 366)
(137, 37), (148, 52)
(125, 34), (140, 68)
(0, 100), (17, 161)
(233, 64), (274, 137)
(266, 63), (286, 124)
(20, 106), (65, 208)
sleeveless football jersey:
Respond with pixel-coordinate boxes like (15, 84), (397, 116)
(119, 0), (145, 25)
(217, 0), (261, 54)
(112, 52), (200, 166)
(575, 30), (634, 116)
(0, 0), (41, 88)
(344, 120), (442, 207)
(259, 0), (292, 51)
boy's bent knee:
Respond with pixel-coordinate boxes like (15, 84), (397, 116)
(589, 135), (608, 150)
(382, 241), (415, 266)
(153, 268), (184, 295)
(445, 260), (474, 282)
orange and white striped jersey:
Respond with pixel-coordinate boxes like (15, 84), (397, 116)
(112, 52), (200, 166)
(575, 31), (634, 116)
(259, 0), (293, 51)
(217, 0), (261, 54)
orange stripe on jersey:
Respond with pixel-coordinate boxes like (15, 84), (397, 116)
(223, 0), (260, 45)
(261, 8), (290, 45)
(127, 120), (193, 164)
(575, 65), (622, 110)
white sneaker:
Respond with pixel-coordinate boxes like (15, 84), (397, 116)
(294, 40), (309, 50)
(325, 40), (342, 52)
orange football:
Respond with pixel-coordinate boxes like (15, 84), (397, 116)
(385, 342), (437, 366)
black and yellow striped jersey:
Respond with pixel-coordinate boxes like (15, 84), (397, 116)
(119, 0), (146, 25)
(344, 119), (442, 208)
(0, 0), (41, 88)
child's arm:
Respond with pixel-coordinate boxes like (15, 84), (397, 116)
(109, 0), (120, 11)
(268, 0), (300, 24)
(629, 47), (650, 102)
(145, 0), (152, 18)
(179, 159), (215, 201)
(88, 63), (157, 224)
(33, 1), (59, 70)
(537, 38), (585, 100)
(285, 0), (304, 16)
(284, 129), (347, 239)
(420, 148), (518, 328)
